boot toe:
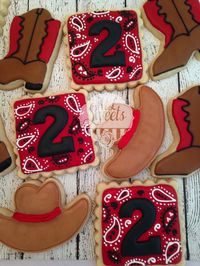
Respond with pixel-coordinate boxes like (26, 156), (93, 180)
(155, 147), (200, 176)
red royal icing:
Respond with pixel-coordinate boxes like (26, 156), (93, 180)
(67, 10), (143, 85)
(187, 0), (200, 22)
(14, 93), (96, 175)
(6, 16), (24, 57)
(39, 20), (61, 63)
(102, 184), (182, 266)
(13, 207), (61, 223)
(117, 109), (140, 149)
(143, 0), (173, 48)
(172, 99), (192, 151)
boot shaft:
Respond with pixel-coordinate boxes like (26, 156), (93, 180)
(143, 0), (200, 47)
(179, 86), (200, 146)
(158, 0), (199, 37)
(6, 8), (61, 63)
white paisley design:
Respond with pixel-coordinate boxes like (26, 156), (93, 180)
(124, 219), (132, 228)
(147, 257), (156, 264)
(70, 15), (86, 32)
(16, 129), (39, 150)
(80, 148), (94, 164)
(70, 40), (91, 60)
(105, 67), (123, 81)
(15, 102), (35, 118)
(152, 188), (176, 203)
(115, 16), (122, 23)
(104, 194), (112, 203)
(129, 55), (135, 63)
(117, 189), (130, 201)
(154, 223), (161, 232)
(123, 33), (140, 55)
(64, 95), (82, 114)
(103, 216), (121, 244)
(164, 241), (181, 264)
(91, 11), (110, 17)
(129, 65), (142, 79)
(23, 157), (44, 173)
(125, 259), (145, 266)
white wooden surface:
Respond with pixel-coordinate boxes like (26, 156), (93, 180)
(0, 261), (199, 266)
(0, 0), (199, 262)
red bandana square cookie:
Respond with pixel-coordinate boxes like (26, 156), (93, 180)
(13, 92), (97, 178)
(95, 181), (184, 266)
(64, 10), (147, 91)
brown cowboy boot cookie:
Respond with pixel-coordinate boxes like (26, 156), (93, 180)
(0, 178), (91, 252)
(0, 115), (15, 176)
(0, 8), (62, 93)
(151, 86), (200, 177)
(143, 0), (200, 80)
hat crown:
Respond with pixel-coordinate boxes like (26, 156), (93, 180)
(14, 181), (61, 214)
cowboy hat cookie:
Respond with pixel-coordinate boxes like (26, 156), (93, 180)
(95, 179), (185, 266)
(0, 178), (91, 252)
(12, 90), (99, 179)
(152, 86), (200, 177)
(0, 114), (15, 176)
(142, 0), (200, 80)
(0, 0), (10, 35)
(0, 8), (62, 93)
(102, 85), (165, 180)
(63, 10), (148, 91)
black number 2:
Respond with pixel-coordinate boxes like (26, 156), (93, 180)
(33, 105), (75, 157)
(89, 20), (126, 68)
(119, 198), (162, 257)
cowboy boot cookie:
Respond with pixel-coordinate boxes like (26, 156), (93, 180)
(152, 86), (200, 177)
(143, 0), (200, 79)
(0, 8), (62, 93)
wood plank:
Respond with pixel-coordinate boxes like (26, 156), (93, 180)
(0, 0), (28, 260)
(127, 0), (188, 261)
(178, 58), (200, 261)
(22, 0), (78, 260)
(76, 0), (128, 260)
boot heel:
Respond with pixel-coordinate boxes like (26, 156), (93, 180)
(25, 83), (43, 91)
(0, 157), (12, 173)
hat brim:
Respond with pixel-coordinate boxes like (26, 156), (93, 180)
(0, 195), (90, 252)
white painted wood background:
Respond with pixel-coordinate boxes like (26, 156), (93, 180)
(0, 0), (199, 262)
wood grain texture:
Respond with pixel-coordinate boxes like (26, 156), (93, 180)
(0, 0), (199, 262)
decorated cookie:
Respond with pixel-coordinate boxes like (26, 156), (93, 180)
(102, 86), (165, 180)
(142, 0), (200, 80)
(63, 10), (148, 91)
(152, 86), (200, 177)
(96, 103), (133, 148)
(95, 180), (185, 266)
(12, 90), (98, 179)
(0, 0), (10, 35)
(0, 178), (91, 252)
(0, 8), (62, 93)
(0, 114), (15, 176)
